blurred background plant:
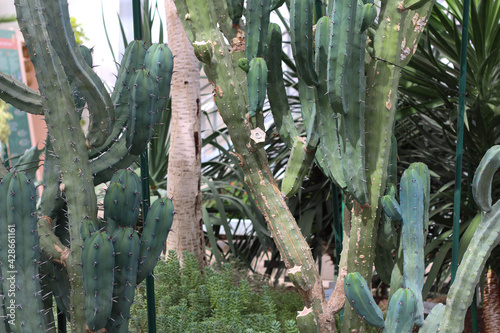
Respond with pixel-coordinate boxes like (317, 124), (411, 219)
(0, 99), (12, 145)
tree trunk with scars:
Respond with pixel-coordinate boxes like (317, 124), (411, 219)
(165, 0), (206, 268)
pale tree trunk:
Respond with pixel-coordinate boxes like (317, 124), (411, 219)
(164, 0), (206, 268)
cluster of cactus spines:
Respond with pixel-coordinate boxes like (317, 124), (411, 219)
(435, 145), (500, 332)
(173, 0), (435, 330)
(0, 171), (46, 331)
(0, 0), (175, 331)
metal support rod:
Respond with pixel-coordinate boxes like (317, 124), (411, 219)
(132, 1), (157, 332)
(450, 0), (471, 285)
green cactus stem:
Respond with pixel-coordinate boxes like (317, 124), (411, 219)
(174, 0), (335, 329)
(438, 145), (500, 332)
(106, 227), (141, 332)
(42, 0), (115, 148)
(82, 231), (115, 331)
(418, 303), (444, 333)
(103, 168), (142, 228)
(383, 288), (417, 333)
(14, 1), (98, 331)
(264, 23), (299, 147)
(290, 0), (319, 86)
(344, 272), (385, 328)
(245, 0), (271, 60)
(0, 71), (43, 115)
(137, 197), (175, 283)
(0, 171), (46, 331)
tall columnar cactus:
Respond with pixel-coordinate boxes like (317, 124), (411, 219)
(433, 145), (500, 332)
(0, 0), (174, 331)
(345, 163), (431, 331)
(173, 0), (434, 330)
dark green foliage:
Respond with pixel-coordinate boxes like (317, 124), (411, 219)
(130, 251), (303, 332)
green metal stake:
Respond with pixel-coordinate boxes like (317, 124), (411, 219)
(132, 1), (156, 332)
(450, 0), (477, 330)
(450, 0), (470, 285)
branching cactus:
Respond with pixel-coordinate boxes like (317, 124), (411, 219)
(344, 163), (433, 332)
(173, 0), (434, 331)
(0, 0), (174, 331)
(430, 145), (500, 332)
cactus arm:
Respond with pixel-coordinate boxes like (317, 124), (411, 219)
(296, 307), (320, 333)
(281, 136), (315, 198)
(400, 168), (425, 325)
(327, 0), (354, 114)
(0, 71), (43, 115)
(15, 1), (97, 331)
(106, 227), (141, 331)
(38, 216), (70, 266)
(314, 16), (345, 189)
(343, 272), (385, 328)
(265, 23), (299, 147)
(247, 57), (268, 117)
(245, 0), (271, 60)
(472, 145), (500, 211)
(340, 0), (368, 204)
(290, 0), (319, 86)
(82, 232), (115, 331)
(418, 303), (444, 333)
(383, 288), (417, 333)
(41, 0), (115, 148)
(439, 145), (500, 332)
(39, 140), (65, 219)
(89, 41), (148, 158)
(408, 162), (431, 237)
(90, 138), (139, 185)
